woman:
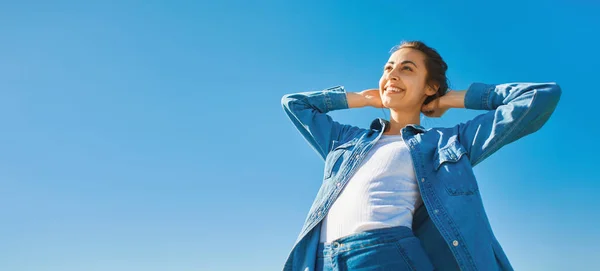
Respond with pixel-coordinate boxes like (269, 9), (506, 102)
(281, 41), (561, 271)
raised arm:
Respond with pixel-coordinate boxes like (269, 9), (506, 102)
(281, 86), (381, 160)
(434, 82), (561, 167)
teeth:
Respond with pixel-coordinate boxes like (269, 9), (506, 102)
(387, 87), (402, 93)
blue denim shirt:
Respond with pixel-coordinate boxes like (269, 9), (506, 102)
(281, 82), (561, 271)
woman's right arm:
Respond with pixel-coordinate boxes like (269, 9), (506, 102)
(444, 82), (561, 167)
(281, 86), (380, 160)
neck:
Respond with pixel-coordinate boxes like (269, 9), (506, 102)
(384, 109), (421, 135)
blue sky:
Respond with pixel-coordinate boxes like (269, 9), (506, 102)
(1, 1), (599, 270)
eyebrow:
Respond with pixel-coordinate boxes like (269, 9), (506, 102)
(387, 60), (418, 68)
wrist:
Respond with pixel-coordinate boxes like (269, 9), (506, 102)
(347, 92), (369, 108)
(441, 90), (466, 109)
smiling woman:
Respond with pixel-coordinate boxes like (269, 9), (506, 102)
(380, 41), (449, 113)
(281, 40), (561, 271)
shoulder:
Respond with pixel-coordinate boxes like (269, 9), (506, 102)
(329, 125), (369, 150)
(420, 125), (468, 152)
(421, 126), (471, 170)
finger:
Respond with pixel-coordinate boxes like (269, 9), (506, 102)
(421, 103), (432, 112)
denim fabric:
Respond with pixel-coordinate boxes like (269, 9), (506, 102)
(315, 225), (434, 271)
(281, 82), (561, 271)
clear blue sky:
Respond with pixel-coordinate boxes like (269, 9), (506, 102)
(1, 1), (598, 270)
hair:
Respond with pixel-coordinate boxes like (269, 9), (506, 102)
(391, 41), (449, 105)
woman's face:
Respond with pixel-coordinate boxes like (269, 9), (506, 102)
(379, 48), (437, 111)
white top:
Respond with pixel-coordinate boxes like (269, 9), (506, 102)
(319, 134), (422, 243)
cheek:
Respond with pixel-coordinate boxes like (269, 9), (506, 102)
(405, 78), (424, 95)
(378, 77), (385, 89)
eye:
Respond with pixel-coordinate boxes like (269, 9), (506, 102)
(401, 66), (413, 72)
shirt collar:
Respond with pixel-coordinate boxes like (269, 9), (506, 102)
(369, 118), (426, 133)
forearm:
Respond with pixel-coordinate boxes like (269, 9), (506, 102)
(463, 82), (561, 111)
(280, 86), (350, 160)
(346, 92), (369, 108)
(440, 90), (466, 109)
(455, 82), (561, 166)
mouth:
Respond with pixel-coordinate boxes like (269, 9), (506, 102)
(384, 86), (405, 94)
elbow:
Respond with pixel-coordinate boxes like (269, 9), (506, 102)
(525, 82), (562, 134)
(281, 93), (307, 117)
(281, 93), (292, 104)
(546, 82), (562, 106)
(281, 94), (295, 111)
(281, 94), (289, 108)
(532, 82), (562, 111)
(542, 82), (562, 116)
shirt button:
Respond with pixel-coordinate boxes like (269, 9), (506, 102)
(421, 178), (425, 183)
(336, 182), (341, 187)
(452, 240), (459, 247)
(434, 209), (439, 214)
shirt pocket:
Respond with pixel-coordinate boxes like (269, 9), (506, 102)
(324, 139), (358, 180)
(433, 141), (479, 196)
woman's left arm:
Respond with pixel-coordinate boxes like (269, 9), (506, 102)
(428, 82), (562, 167)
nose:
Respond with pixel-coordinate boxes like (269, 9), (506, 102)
(386, 67), (400, 81)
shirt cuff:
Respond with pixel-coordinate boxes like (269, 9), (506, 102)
(324, 86), (349, 111)
(464, 83), (496, 110)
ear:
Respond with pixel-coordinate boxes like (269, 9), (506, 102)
(425, 83), (439, 96)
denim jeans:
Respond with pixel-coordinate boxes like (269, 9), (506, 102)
(315, 225), (434, 271)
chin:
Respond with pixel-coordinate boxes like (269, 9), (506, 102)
(385, 103), (415, 112)
(383, 101), (403, 109)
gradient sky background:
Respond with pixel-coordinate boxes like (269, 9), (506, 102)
(1, 1), (599, 270)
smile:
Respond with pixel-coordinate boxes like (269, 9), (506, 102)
(385, 86), (404, 94)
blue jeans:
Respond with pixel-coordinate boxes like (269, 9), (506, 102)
(316, 225), (434, 271)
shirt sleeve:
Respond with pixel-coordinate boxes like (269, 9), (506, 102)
(457, 82), (562, 167)
(281, 86), (362, 160)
